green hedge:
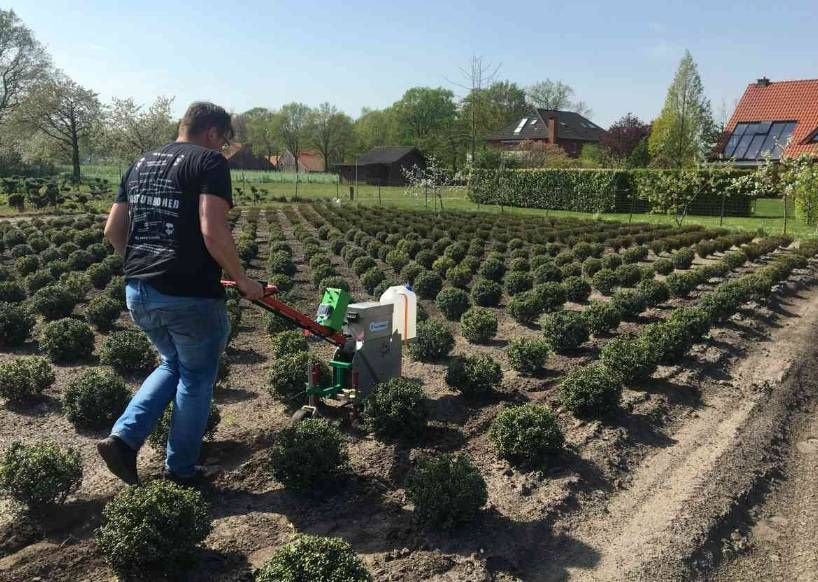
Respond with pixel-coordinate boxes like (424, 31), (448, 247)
(469, 168), (754, 217)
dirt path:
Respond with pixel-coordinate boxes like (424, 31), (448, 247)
(712, 395), (818, 581)
(539, 274), (818, 582)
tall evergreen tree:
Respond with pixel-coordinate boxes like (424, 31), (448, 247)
(648, 51), (713, 167)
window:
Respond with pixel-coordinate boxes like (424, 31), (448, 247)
(724, 120), (796, 160)
(513, 118), (527, 135)
(812, 130), (818, 143)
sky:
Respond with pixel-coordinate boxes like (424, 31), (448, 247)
(12, 0), (818, 128)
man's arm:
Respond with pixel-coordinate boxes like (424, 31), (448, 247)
(199, 194), (263, 300)
(104, 202), (129, 255)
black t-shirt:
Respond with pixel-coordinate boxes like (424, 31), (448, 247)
(115, 142), (232, 298)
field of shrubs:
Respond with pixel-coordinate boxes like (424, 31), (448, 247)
(1, 203), (817, 581)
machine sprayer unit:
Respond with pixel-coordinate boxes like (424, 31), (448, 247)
(222, 280), (417, 422)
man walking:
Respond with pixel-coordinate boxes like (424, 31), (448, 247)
(98, 102), (263, 485)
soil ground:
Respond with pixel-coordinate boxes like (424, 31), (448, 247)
(1, 209), (818, 581)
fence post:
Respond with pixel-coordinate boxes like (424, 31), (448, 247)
(629, 188), (635, 224)
(783, 193), (789, 236)
(424, 184), (428, 209)
(719, 192), (726, 226)
(378, 183), (382, 207)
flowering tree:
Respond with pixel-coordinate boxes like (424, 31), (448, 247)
(402, 155), (464, 212)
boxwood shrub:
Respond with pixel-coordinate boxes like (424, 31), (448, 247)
(471, 278), (502, 307)
(414, 269), (443, 299)
(531, 282), (566, 312)
(532, 261), (563, 283)
(541, 310), (589, 353)
(591, 268), (618, 295)
(435, 287), (471, 320)
(506, 338), (550, 376)
(0, 356), (55, 404)
(653, 258), (674, 275)
(255, 535), (372, 582)
(558, 364), (622, 418)
(0, 280), (26, 303)
(507, 291), (542, 324)
(63, 368), (130, 429)
(637, 278), (670, 306)
(615, 264), (642, 287)
(270, 330), (308, 358)
(269, 418), (347, 491)
(446, 354), (503, 396)
(562, 276), (591, 303)
(85, 295), (122, 331)
(362, 377), (428, 441)
(671, 248), (695, 269)
(0, 441), (82, 509)
(504, 271), (533, 296)
(478, 258), (505, 282)
(460, 307), (498, 344)
(611, 288), (648, 319)
(268, 351), (330, 401)
(40, 317), (94, 362)
(405, 454), (487, 529)
(489, 404), (563, 468)
(100, 330), (157, 374)
(600, 334), (657, 383)
(147, 401), (221, 449)
(0, 302), (35, 347)
(97, 480), (211, 576)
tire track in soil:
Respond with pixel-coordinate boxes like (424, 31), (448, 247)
(538, 272), (818, 582)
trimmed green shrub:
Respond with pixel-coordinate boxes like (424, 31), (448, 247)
(600, 334), (657, 383)
(58, 272), (92, 302)
(637, 278), (670, 306)
(478, 258), (505, 282)
(40, 318), (94, 363)
(414, 269), (443, 299)
(431, 256), (456, 278)
(611, 288), (648, 319)
(24, 270), (55, 294)
(562, 276), (591, 303)
(435, 287), (471, 320)
(0, 356), (55, 403)
(269, 418), (347, 490)
(255, 535), (372, 582)
(85, 295), (122, 331)
(15, 255), (39, 276)
(507, 291), (542, 324)
(445, 354), (502, 396)
(0, 302), (35, 347)
(532, 261), (563, 283)
(405, 454), (487, 529)
(541, 310), (589, 353)
(268, 273), (294, 293)
(399, 261), (424, 284)
(471, 278), (502, 307)
(268, 351), (330, 401)
(591, 268), (618, 295)
(615, 264), (642, 287)
(360, 267), (385, 294)
(0, 442), (82, 509)
(147, 401), (221, 449)
(460, 307), (497, 344)
(601, 254), (623, 270)
(558, 364), (622, 418)
(63, 368), (130, 429)
(583, 300), (622, 335)
(265, 311), (297, 335)
(504, 271), (533, 295)
(409, 319), (454, 361)
(554, 250), (575, 266)
(653, 258), (674, 275)
(671, 248), (695, 270)
(269, 250), (297, 276)
(100, 330), (157, 374)
(446, 264), (472, 288)
(666, 271), (701, 298)
(560, 261), (582, 279)
(506, 338), (550, 376)
(30, 284), (77, 320)
(489, 404), (563, 468)
(320, 276), (350, 293)
(531, 281), (567, 312)
(105, 276), (126, 306)
(271, 330), (308, 358)
(582, 257), (602, 277)
(508, 257), (530, 272)
(97, 480), (211, 576)
(0, 280), (26, 303)
(351, 255), (377, 276)
(363, 377), (428, 441)
(622, 245), (648, 264)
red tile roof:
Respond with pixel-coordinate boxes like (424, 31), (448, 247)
(724, 79), (818, 158)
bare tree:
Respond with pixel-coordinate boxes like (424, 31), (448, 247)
(0, 9), (49, 127)
(20, 73), (101, 181)
(104, 96), (176, 161)
(309, 102), (354, 171)
(526, 79), (590, 116)
(279, 102), (311, 174)
(451, 55), (501, 162)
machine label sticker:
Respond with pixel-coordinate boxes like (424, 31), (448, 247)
(369, 320), (389, 333)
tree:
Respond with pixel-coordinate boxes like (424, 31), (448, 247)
(0, 9), (49, 127)
(309, 103), (354, 170)
(278, 102), (311, 173)
(104, 96), (176, 162)
(600, 113), (651, 164)
(393, 87), (459, 163)
(19, 73), (101, 181)
(353, 107), (399, 156)
(648, 51), (713, 168)
(526, 80), (590, 115)
(244, 108), (282, 160)
(460, 80), (528, 159)
(453, 56), (501, 162)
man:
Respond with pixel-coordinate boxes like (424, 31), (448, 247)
(98, 102), (264, 486)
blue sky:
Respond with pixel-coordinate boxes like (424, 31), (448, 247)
(13, 0), (818, 127)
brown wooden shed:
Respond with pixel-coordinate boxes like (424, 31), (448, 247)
(336, 146), (425, 186)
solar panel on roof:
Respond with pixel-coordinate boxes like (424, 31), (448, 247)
(724, 120), (797, 160)
(513, 118), (527, 134)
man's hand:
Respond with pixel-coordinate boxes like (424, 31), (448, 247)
(236, 275), (264, 300)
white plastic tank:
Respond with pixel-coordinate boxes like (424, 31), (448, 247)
(379, 285), (417, 340)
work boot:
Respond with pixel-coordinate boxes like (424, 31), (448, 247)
(97, 435), (139, 486)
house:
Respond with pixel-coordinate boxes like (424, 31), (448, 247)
(718, 77), (818, 165)
(485, 109), (605, 157)
(222, 143), (275, 171)
(273, 150), (326, 173)
(335, 146), (425, 186)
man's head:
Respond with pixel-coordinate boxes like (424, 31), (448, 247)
(177, 102), (234, 151)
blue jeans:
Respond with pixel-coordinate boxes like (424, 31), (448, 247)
(111, 279), (230, 477)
